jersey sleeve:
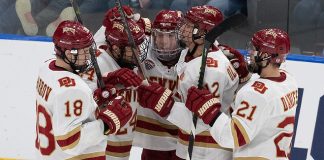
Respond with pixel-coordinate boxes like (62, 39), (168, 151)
(221, 63), (239, 114)
(210, 89), (269, 149)
(167, 102), (210, 135)
(53, 86), (107, 155)
(94, 26), (107, 47)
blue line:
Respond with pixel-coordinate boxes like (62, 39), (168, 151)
(238, 49), (324, 64)
(0, 34), (324, 64)
(0, 34), (52, 42)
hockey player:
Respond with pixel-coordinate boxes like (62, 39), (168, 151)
(81, 16), (150, 159)
(218, 44), (253, 86)
(35, 20), (133, 160)
(132, 10), (184, 160)
(137, 5), (239, 160)
(186, 28), (298, 159)
(94, 5), (151, 47)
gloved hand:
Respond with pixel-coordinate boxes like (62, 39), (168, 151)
(93, 84), (117, 108)
(186, 86), (221, 125)
(137, 82), (174, 117)
(96, 96), (133, 135)
(103, 68), (143, 88)
(219, 44), (252, 83)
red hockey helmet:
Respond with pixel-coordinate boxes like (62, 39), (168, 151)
(251, 28), (290, 63)
(105, 19), (149, 68)
(153, 10), (183, 30)
(152, 10), (183, 62)
(103, 6), (134, 27)
(53, 20), (94, 73)
(184, 5), (223, 32)
(53, 20), (94, 52)
(136, 17), (152, 36)
(105, 19), (145, 47)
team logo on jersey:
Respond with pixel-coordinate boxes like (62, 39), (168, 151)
(143, 59), (155, 70)
(58, 77), (76, 87)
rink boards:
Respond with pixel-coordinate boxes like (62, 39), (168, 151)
(0, 35), (323, 160)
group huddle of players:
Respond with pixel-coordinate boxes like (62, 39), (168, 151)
(35, 4), (298, 160)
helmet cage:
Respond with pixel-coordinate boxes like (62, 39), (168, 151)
(107, 37), (150, 69)
(152, 28), (182, 61)
(55, 44), (95, 73)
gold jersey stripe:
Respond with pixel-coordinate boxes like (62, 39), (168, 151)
(137, 115), (178, 130)
(55, 126), (81, 140)
(233, 118), (250, 146)
(179, 129), (211, 136)
(66, 152), (105, 160)
(135, 127), (177, 138)
(234, 157), (269, 160)
(106, 151), (130, 158)
(60, 136), (80, 151)
(107, 140), (133, 146)
(178, 139), (232, 152)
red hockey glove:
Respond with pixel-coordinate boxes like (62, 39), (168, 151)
(186, 86), (222, 125)
(96, 96), (133, 135)
(103, 68), (143, 88)
(137, 82), (174, 117)
(93, 84), (117, 108)
(219, 44), (252, 83)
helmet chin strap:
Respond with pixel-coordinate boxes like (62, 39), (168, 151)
(115, 47), (136, 69)
(56, 46), (82, 74)
(186, 27), (206, 58)
(249, 54), (271, 75)
(192, 27), (205, 40)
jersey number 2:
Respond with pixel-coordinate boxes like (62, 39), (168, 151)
(236, 101), (257, 121)
(274, 116), (295, 158)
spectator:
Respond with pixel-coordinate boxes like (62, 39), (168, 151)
(0, 0), (21, 34)
(207, 0), (247, 18)
(15, 0), (110, 36)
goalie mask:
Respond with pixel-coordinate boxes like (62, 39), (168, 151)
(152, 10), (183, 62)
(105, 19), (149, 69)
(178, 5), (223, 48)
(246, 28), (290, 74)
(53, 20), (95, 73)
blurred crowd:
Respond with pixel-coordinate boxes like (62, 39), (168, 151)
(1, 0), (324, 56)
(0, 0), (246, 36)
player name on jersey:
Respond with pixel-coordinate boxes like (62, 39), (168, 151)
(148, 76), (179, 91)
(36, 77), (53, 102)
(281, 90), (298, 111)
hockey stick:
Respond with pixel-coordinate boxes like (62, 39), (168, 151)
(114, 0), (148, 79)
(187, 13), (247, 160)
(69, 0), (108, 102)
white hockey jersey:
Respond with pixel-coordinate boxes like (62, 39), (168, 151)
(167, 46), (239, 160)
(132, 47), (181, 151)
(80, 48), (138, 160)
(35, 60), (107, 160)
(210, 70), (298, 160)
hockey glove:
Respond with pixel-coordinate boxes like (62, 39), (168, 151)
(219, 44), (252, 83)
(137, 82), (174, 117)
(103, 68), (143, 88)
(96, 96), (132, 135)
(186, 86), (222, 125)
